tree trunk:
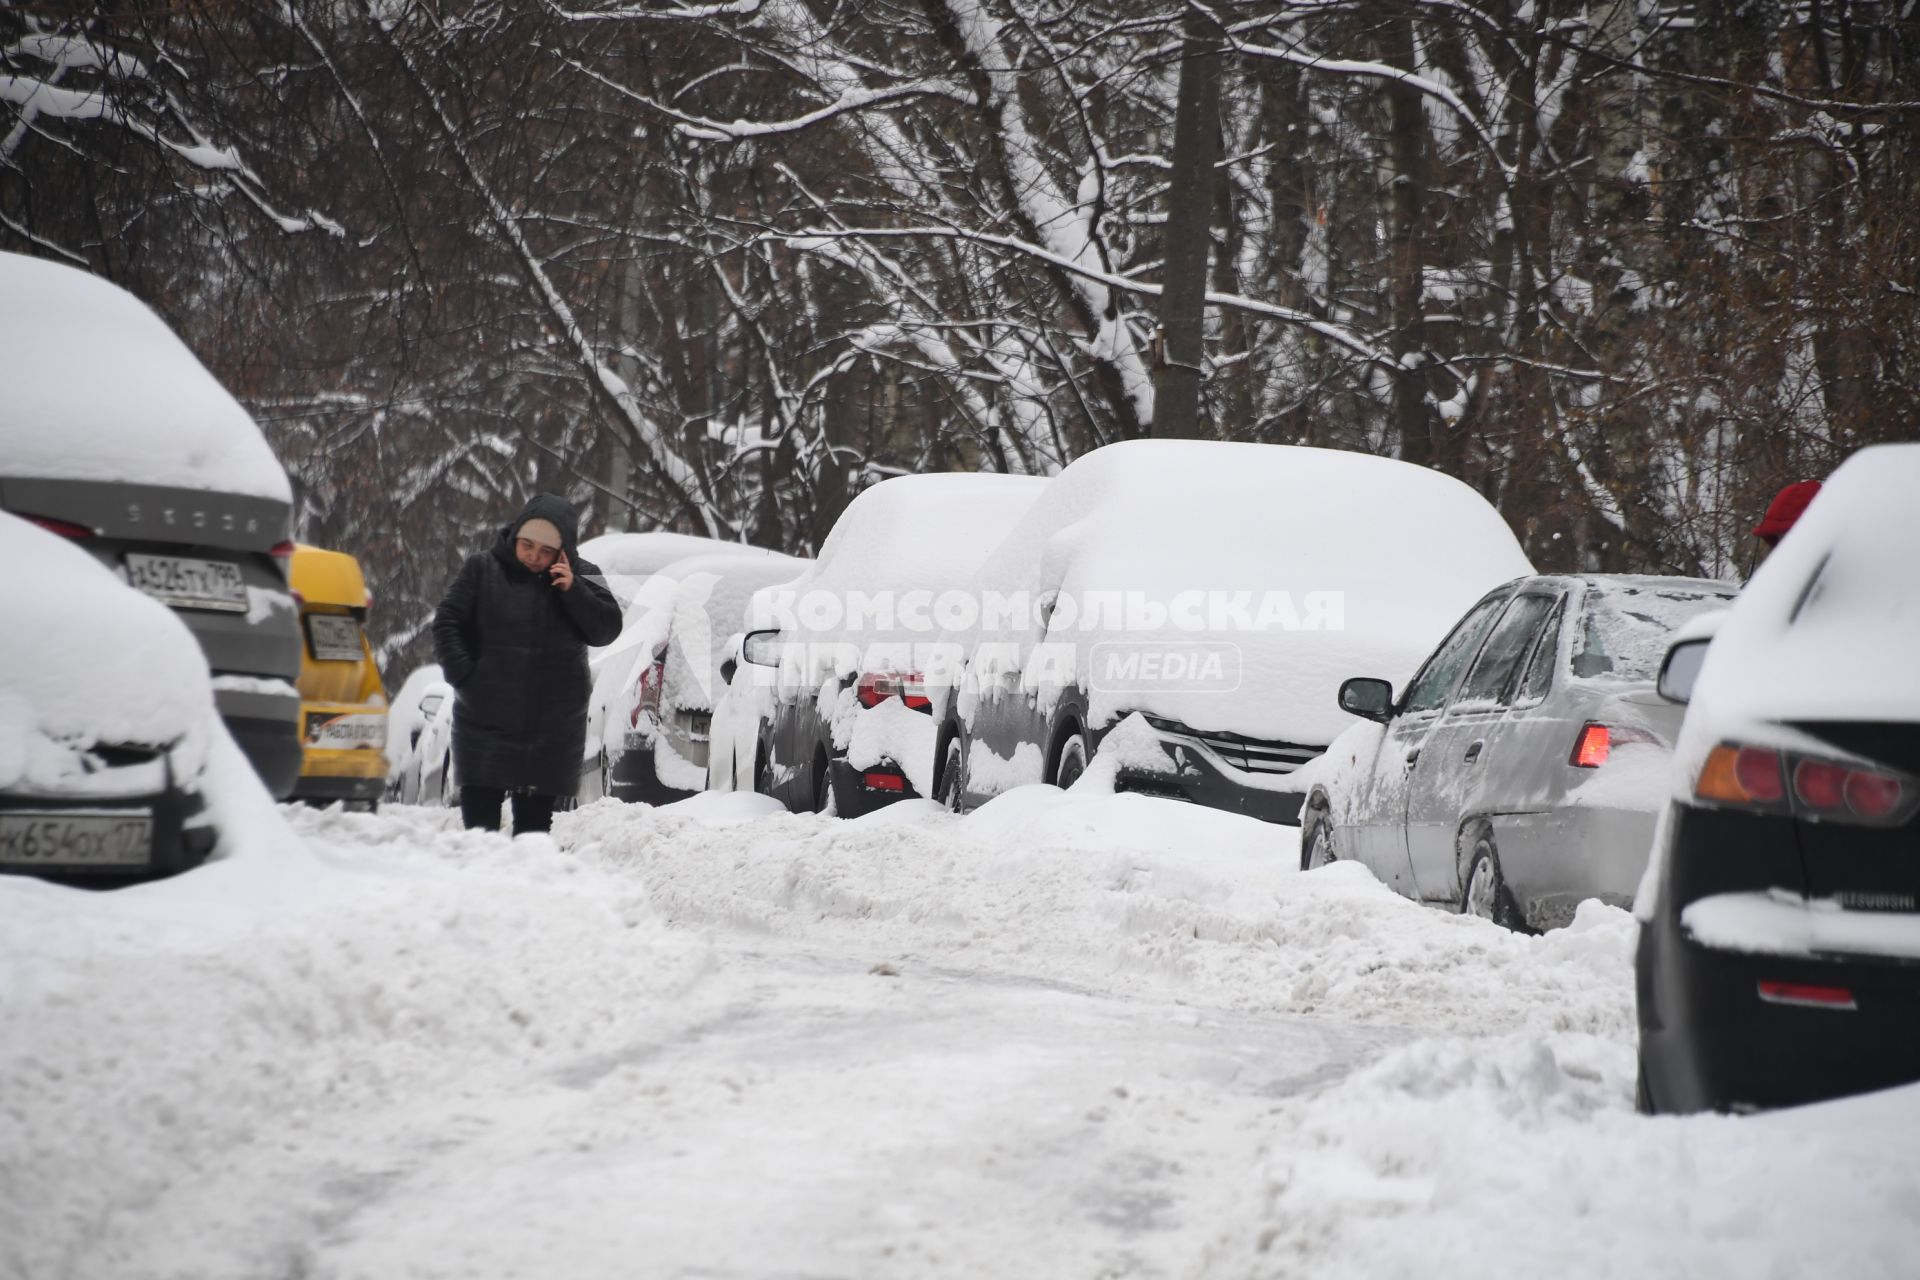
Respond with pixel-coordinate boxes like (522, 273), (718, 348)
(1152, 9), (1222, 440)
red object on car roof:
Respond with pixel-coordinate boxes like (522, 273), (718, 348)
(1753, 480), (1823, 545)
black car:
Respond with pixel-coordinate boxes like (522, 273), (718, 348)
(1, 253), (303, 799)
(1636, 443), (1920, 1114)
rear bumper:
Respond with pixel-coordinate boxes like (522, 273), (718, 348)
(0, 786), (216, 884)
(290, 773), (386, 805)
(1637, 906), (1920, 1113)
(1492, 805), (1655, 931)
(607, 739), (700, 807)
(1111, 724), (1311, 825)
(218, 685), (303, 800)
(829, 756), (919, 818)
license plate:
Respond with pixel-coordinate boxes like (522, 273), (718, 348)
(125, 553), (248, 612)
(307, 614), (364, 662)
(0, 811), (153, 867)
(306, 711), (386, 749)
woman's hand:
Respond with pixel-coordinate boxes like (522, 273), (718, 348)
(549, 549), (574, 592)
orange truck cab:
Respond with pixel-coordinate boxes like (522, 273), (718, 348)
(289, 544), (387, 808)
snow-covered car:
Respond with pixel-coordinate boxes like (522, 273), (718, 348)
(582, 550), (808, 805)
(929, 441), (1532, 824)
(384, 664), (446, 802)
(0, 512), (218, 881)
(1636, 444), (1920, 1115)
(0, 252), (303, 798)
(738, 473), (1051, 815)
(577, 530), (782, 611)
(1303, 573), (1737, 931)
(408, 682), (458, 807)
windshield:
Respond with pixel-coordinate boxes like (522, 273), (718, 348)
(1574, 581), (1736, 681)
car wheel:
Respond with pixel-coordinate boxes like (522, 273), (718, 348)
(937, 734), (965, 811)
(811, 750), (832, 815)
(1053, 730), (1088, 790)
(1302, 811), (1336, 872)
(1461, 833), (1526, 931)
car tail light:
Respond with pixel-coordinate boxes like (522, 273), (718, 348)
(26, 514), (94, 539)
(1695, 741), (1915, 826)
(862, 770), (905, 792)
(856, 670), (931, 714)
(1757, 980), (1856, 1010)
(1570, 723), (1611, 768)
(630, 658), (666, 728)
(270, 539), (295, 582)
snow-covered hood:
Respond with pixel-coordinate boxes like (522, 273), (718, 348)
(0, 252), (290, 502)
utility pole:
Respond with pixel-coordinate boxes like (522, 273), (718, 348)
(1152, 8), (1222, 439)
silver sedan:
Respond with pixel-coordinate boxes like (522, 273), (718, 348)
(1302, 574), (1736, 931)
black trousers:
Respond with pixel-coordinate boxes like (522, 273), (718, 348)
(459, 786), (556, 836)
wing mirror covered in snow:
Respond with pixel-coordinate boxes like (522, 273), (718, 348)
(1338, 677), (1394, 723)
(741, 629), (785, 668)
(1656, 637), (1711, 705)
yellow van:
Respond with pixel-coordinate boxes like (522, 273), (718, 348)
(289, 544), (387, 808)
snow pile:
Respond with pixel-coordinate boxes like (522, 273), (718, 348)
(0, 807), (708, 1279)
(1219, 1033), (1920, 1278)
(563, 785), (1638, 1039)
(0, 252), (290, 500)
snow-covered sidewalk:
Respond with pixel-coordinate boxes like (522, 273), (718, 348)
(4, 788), (1917, 1278)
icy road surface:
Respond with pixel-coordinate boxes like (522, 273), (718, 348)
(5, 784), (1919, 1279)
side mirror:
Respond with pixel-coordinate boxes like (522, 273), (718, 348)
(1657, 636), (1711, 704)
(741, 628), (784, 668)
(1339, 677), (1394, 723)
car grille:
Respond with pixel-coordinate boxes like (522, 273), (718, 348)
(86, 743), (165, 771)
(1153, 721), (1321, 775)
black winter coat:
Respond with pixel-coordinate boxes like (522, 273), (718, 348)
(432, 494), (624, 796)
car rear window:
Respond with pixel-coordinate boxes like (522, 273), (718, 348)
(1573, 582), (1736, 681)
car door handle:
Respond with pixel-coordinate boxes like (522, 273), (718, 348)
(1463, 740), (1483, 764)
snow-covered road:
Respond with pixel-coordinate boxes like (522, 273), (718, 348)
(5, 782), (1918, 1279)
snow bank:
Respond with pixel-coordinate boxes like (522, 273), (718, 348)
(0, 252), (290, 500)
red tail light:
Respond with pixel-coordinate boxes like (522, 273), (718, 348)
(270, 539), (295, 583)
(862, 770), (905, 792)
(1570, 723), (1611, 768)
(630, 658), (666, 727)
(26, 515), (94, 539)
(856, 670), (931, 714)
(1757, 980), (1856, 1010)
(1696, 741), (1914, 826)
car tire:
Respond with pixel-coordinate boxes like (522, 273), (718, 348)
(937, 734), (965, 812)
(1053, 729), (1088, 791)
(811, 750), (832, 815)
(1302, 810), (1336, 872)
(1461, 833), (1527, 931)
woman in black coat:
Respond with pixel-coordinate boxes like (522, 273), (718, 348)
(432, 493), (624, 833)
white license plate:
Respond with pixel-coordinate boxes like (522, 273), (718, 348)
(306, 711), (386, 749)
(0, 811), (153, 867)
(125, 553), (248, 613)
(307, 614), (364, 662)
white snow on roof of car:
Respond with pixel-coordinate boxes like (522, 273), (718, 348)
(957, 440), (1534, 743)
(793, 472), (1051, 594)
(0, 252), (291, 501)
(0, 512), (214, 790)
(1675, 441), (1920, 777)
